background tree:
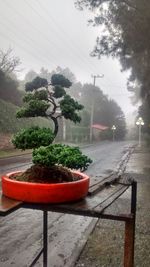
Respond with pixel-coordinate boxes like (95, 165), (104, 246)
(0, 69), (23, 106)
(0, 49), (23, 106)
(0, 48), (21, 74)
(24, 70), (38, 83)
(39, 67), (52, 82)
(55, 66), (76, 83)
(68, 82), (126, 140)
(75, 0), (150, 107)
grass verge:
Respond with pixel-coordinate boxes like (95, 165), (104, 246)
(0, 149), (32, 159)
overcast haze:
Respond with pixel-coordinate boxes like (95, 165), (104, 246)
(0, 0), (137, 117)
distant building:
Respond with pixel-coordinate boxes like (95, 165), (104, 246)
(92, 124), (109, 140)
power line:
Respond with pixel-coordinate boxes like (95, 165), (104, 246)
(0, 30), (54, 69)
(24, 0), (100, 75)
(2, 0), (62, 54)
(2, 0), (98, 79)
(35, 0), (101, 74)
(0, 19), (56, 68)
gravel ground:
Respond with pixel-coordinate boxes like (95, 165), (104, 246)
(75, 148), (150, 267)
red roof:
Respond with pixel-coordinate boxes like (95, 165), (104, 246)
(92, 124), (109, 130)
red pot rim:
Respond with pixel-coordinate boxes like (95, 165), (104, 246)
(2, 170), (90, 203)
(2, 170), (89, 187)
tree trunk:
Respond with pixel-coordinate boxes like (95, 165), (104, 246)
(50, 116), (59, 138)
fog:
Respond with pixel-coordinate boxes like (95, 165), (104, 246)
(0, 0), (138, 120)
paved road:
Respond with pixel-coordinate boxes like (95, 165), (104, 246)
(0, 141), (135, 267)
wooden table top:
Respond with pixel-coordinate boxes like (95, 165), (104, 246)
(0, 173), (133, 221)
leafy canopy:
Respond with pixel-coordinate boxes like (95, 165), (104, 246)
(12, 126), (54, 150)
(33, 144), (92, 171)
(15, 73), (84, 138)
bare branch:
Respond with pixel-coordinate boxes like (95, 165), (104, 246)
(0, 48), (21, 74)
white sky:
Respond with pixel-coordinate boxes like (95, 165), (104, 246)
(0, 0), (138, 116)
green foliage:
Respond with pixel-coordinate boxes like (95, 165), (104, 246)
(25, 76), (48, 92)
(12, 72), (92, 173)
(23, 93), (33, 102)
(23, 90), (48, 102)
(16, 100), (50, 118)
(12, 126), (54, 150)
(21, 74), (83, 137)
(33, 144), (92, 171)
(53, 85), (66, 98)
(55, 66), (76, 83)
(60, 95), (83, 123)
(51, 74), (72, 88)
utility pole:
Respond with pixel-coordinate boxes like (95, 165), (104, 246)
(92, 74), (104, 86)
(90, 74), (104, 142)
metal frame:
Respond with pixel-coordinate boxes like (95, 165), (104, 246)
(0, 180), (137, 267)
(22, 181), (137, 267)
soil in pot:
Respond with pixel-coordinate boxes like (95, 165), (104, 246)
(9, 164), (80, 184)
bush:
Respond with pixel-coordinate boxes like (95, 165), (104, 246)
(12, 126), (54, 150)
(33, 144), (92, 171)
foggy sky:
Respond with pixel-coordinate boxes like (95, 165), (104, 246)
(0, 0), (138, 116)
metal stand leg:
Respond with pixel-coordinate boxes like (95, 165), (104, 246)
(29, 210), (48, 267)
(43, 211), (48, 267)
(124, 181), (137, 267)
(124, 218), (135, 267)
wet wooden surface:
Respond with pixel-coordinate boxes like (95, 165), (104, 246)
(0, 174), (131, 219)
(0, 190), (22, 215)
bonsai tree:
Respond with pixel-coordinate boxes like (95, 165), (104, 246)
(12, 74), (92, 183)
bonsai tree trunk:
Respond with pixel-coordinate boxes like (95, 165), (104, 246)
(50, 116), (59, 138)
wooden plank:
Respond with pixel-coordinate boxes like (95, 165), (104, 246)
(88, 174), (121, 195)
(94, 185), (129, 214)
(52, 184), (125, 213)
(0, 192), (22, 216)
(89, 174), (111, 187)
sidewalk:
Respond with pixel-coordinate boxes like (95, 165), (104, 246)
(75, 145), (150, 267)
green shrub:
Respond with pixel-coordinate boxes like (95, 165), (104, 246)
(33, 144), (92, 171)
(12, 126), (54, 150)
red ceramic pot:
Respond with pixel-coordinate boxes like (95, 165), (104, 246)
(2, 171), (89, 203)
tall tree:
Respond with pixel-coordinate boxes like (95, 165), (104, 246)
(74, 82), (126, 139)
(75, 0), (150, 105)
